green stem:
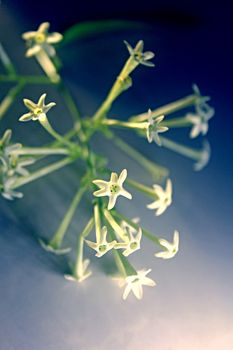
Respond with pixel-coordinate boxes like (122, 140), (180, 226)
(113, 211), (161, 245)
(12, 147), (69, 156)
(58, 82), (81, 122)
(162, 116), (192, 128)
(160, 136), (201, 160)
(112, 135), (168, 182)
(0, 75), (53, 84)
(108, 229), (136, 277)
(49, 185), (87, 249)
(126, 178), (156, 198)
(130, 94), (198, 122)
(0, 43), (17, 76)
(0, 81), (25, 120)
(94, 203), (102, 242)
(38, 114), (74, 148)
(35, 50), (60, 83)
(12, 157), (73, 189)
(102, 119), (147, 129)
(103, 209), (127, 242)
(92, 56), (138, 121)
(73, 217), (94, 277)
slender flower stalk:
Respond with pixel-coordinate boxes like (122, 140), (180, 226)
(0, 43), (17, 76)
(92, 40), (154, 122)
(40, 184), (87, 254)
(38, 113), (75, 147)
(36, 49), (61, 83)
(0, 82), (25, 120)
(103, 209), (128, 242)
(65, 217), (94, 282)
(85, 203), (116, 257)
(11, 157), (74, 189)
(160, 136), (211, 171)
(126, 177), (155, 197)
(11, 147), (69, 156)
(130, 93), (206, 123)
(0, 74), (53, 84)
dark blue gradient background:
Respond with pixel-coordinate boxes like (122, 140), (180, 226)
(0, 1), (232, 349)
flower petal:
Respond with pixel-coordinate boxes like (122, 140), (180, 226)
(38, 22), (50, 33)
(25, 45), (41, 57)
(22, 31), (36, 40)
(118, 169), (127, 186)
(108, 194), (117, 210)
(46, 32), (63, 44)
(120, 188), (132, 200)
(19, 112), (33, 122)
(38, 93), (47, 107)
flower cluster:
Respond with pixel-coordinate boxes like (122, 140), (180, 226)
(0, 22), (214, 300)
(0, 130), (34, 199)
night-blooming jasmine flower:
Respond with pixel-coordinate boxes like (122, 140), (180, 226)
(19, 93), (56, 122)
(0, 129), (34, 200)
(64, 259), (92, 283)
(146, 110), (168, 146)
(1, 177), (23, 200)
(194, 141), (211, 171)
(192, 84), (210, 106)
(114, 223), (142, 257)
(122, 269), (156, 300)
(93, 169), (132, 210)
(22, 22), (63, 57)
(155, 230), (179, 259)
(147, 178), (172, 216)
(85, 226), (116, 257)
(187, 102), (215, 139)
(124, 40), (155, 67)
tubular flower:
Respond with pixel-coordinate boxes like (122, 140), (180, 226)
(155, 230), (179, 259)
(19, 93), (56, 122)
(114, 220), (142, 256)
(22, 22), (63, 57)
(92, 169), (132, 210)
(124, 40), (155, 67)
(85, 226), (116, 258)
(146, 110), (168, 146)
(122, 268), (156, 300)
(147, 178), (172, 216)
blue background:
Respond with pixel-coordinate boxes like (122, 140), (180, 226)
(0, 1), (232, 349)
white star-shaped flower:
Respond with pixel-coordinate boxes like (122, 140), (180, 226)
(22, 22), (63, 57)
(85, 226), (116, 257)
(147, 178), (172, 216)
(64, 259), (92, 283)
(114, 221), (142, 257)
(187, 102), (215, 139)
(146, 110), (168, 146)
(122, 269), (156, 300)
(155, 230), (179, 259)
(92, 169), (132, 210)
(124, 40), (155, 67)
(19, 93), (56, 122)
(194, 141), (211, 171)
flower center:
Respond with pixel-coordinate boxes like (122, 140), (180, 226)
(134, 52), (143, 61)
(99, 245), (107, 253)
(130, 241), (138, 250)
(35, 33), (46, 44)
(110, 184), (120, 194)
(33, 107), (43, 116)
